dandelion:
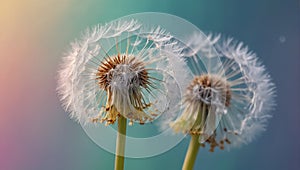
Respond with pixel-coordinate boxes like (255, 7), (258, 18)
(57, 19), (186, 170)
(169, 33), (275, 169)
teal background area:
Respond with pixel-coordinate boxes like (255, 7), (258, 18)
(0, 0), (299, 170)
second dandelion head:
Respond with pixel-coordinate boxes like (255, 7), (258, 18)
(170, 33), (275, 152)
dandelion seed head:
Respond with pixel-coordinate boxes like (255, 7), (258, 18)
(57, 18), (188, 127)
(169, 33), (275, 151)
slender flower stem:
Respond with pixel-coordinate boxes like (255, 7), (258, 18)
(182, 134), (200, 170)
(114, 115), (127, 170)
(182, 104), (204, 170)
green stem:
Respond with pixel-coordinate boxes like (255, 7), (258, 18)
(114, 115), (127, 170)
(182, 134), (200, 170)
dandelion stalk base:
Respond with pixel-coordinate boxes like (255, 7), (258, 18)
(182, 134), (200, 170)
(114, 115), (127, 170)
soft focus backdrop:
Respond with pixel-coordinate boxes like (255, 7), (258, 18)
(0, 0), (299, 170)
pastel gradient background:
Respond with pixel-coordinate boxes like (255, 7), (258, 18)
(0, 0), (299, 170)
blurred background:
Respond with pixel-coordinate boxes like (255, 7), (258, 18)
(0, 0), (299, 170)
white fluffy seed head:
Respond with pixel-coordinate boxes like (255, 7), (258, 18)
(169, 33), (276, 151)
(57, 19), (189, 126)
